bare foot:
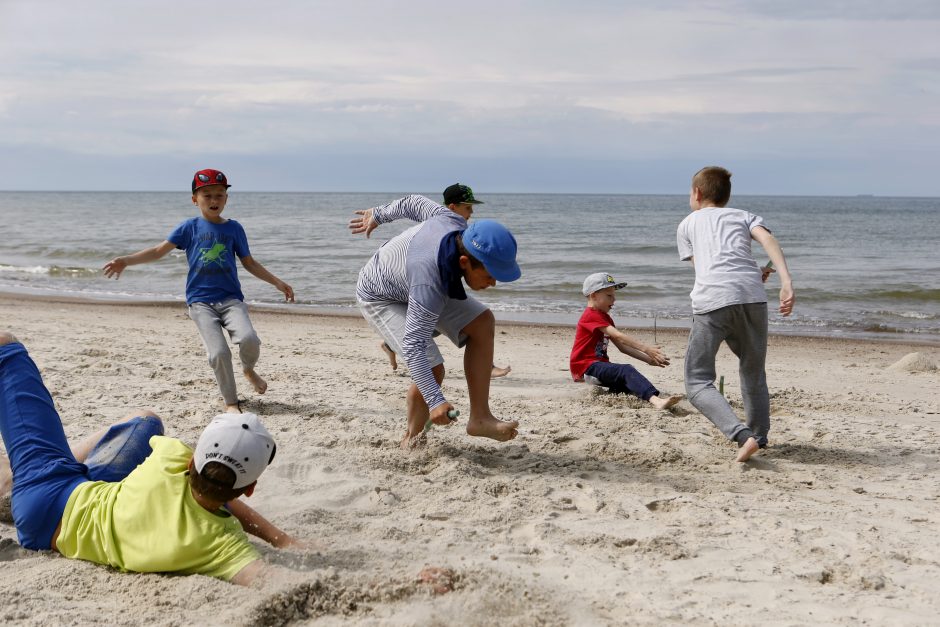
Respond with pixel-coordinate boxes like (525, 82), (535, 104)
(466, 414), (519, 442)
(491, 364), (511, 378)
(649, 394), (684, 410)
(224, 403), (242, 414)
(381, 342), (398, 371)
(243, 368), (268, 395)
(400, 431), (428, 451)
(736, 437), (760, 462)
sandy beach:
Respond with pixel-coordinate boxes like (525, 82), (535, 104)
(1, 294), (938, 626)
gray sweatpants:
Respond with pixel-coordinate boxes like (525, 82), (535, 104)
(188, 299), (261, 406)
(684, 303), (769, 446)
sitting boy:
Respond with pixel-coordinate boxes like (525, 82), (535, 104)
(570, 273), (683, 410)
(0, 331), (299, 586)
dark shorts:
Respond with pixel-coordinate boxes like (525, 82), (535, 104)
(0, 342), (162, 550)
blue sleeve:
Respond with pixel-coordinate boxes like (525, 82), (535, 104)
(372, 195), (450, 226)
(231, 221), (251, 259)
(401, 282), (447, 410)
(167, 220), (191, 250)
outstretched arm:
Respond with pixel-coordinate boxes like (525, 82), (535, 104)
(348, 195), (451, 238)
(751, 226), (795, 316)
(239, 256), (295, 302)
(226, 498), (305, 549)
(102, 240), (176, 279)
(604, 326), (670, 367)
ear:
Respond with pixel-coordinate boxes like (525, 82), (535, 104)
(192, 194), (198, 205)
(691, 187), (703, 202)
(243, 482), (256, 497)
(458, 255), (472, 272)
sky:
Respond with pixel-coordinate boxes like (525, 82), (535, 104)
(0, 0), (938, 195)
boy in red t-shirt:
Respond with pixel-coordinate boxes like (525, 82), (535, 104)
(570, 273), (683, 410)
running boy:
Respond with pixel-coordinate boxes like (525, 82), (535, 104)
(103, 169), (294, 413)
(677, 166), (795, 462)
(350, 192), (521, 449)
(570, 273), (682, 410)
(0, 331), (299, 585)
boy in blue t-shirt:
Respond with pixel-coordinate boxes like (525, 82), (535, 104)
(103, 169), (294, 412)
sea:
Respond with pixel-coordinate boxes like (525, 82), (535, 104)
(1, 192), (938, 344)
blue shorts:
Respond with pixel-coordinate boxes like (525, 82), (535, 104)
(0, 342), (163, 550)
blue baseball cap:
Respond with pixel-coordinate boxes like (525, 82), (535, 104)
(461, 219), (521, 283)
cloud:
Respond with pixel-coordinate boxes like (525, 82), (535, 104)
(0, 0), (937, 194)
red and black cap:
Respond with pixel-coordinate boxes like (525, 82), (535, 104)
(192, 169), (232, 194)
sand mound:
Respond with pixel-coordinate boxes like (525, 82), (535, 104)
(888, 352), (937, 373)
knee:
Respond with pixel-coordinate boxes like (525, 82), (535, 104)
(432, 363), (446, 384)
(463, 309), (495, 337)
(0, 331), (18, 346)
(240, 333), (261, 351)
(138, 413), (165, 435)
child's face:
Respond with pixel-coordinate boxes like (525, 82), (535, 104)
(459, 256), (497, 291)
(589, 287), (616, 313)
(448, 203), (474, 220)
(192, 186), (229, 222)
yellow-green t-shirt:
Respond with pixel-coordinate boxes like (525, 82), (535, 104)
(57, 436), (260, 581)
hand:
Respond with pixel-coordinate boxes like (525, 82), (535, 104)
(277, 281), (295, 303)
(349, 208), (379, 238)
(761, 266), (776, 283)
(645, 346), (670, 368)
(779, 283), (795, 317)
(102, 257), (127, 279)
(429, 402), (456, 426)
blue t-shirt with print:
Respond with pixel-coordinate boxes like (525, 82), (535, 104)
(167, 218), (250, 305)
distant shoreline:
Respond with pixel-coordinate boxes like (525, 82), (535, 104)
(3, 290), (937, 348)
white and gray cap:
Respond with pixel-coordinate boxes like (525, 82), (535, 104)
(582, 272), (628, 296)
(194, 413), (276, 489)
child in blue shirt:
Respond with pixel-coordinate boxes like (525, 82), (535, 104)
(103, 169), (293, 412)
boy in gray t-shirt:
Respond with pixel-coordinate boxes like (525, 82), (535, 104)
(677, 166), (795, 462)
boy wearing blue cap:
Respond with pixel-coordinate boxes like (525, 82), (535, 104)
(350, 193), (521, 449)
(571, 273), (683, 410)
(0, 331), (301, 585)
(103, 169), (294, 413)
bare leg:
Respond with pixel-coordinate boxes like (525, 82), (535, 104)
(649, 394), (683, 410)
(381, 342), (398, 371)
(490, 364), (511, 378)
(402, 364), (446, 450)
(736, 437), (760, 462)
(462, 311), (518, 442)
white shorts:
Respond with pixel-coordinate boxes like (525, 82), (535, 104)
(358, 296), (488, 368)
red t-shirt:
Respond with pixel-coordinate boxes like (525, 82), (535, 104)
(569, 307), (614, 380)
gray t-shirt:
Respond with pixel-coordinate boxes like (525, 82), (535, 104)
(677, 206), (769, 314)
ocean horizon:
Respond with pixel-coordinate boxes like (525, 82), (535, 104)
(3, 191), (938, 344)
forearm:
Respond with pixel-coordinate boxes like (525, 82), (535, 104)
(242, 259), (282, 286)
(614, 341), (653, 364)
(121, 245), (170, 266)
(373, 195), (447, 225)
(752, 228), (792, 285)
(226, 498), (292, 548)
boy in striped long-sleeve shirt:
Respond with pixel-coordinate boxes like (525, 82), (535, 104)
(350, 193), (521, 450)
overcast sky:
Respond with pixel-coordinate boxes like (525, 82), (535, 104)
(1, 0), (937, 195)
